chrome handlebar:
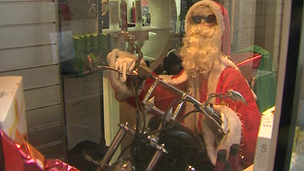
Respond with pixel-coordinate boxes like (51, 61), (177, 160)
(98, 31), (247, 171)
(99, 63), (246, 135)
(99, 31), (246, 135)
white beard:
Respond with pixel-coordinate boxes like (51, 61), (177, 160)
(180, 24), (221, 78)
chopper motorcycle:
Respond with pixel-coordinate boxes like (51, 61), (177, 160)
(97, 31), (245, 171)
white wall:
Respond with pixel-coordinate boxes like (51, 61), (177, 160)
(0, 0), (66, 159)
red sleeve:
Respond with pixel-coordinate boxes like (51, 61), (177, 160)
(216, 67), (261, 168)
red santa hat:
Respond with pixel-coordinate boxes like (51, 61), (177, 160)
(184, 0), (231, 56)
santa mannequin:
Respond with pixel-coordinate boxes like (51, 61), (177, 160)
(106, 0), (261, 169)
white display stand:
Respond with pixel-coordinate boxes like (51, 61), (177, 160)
(103, 77), (121, 162)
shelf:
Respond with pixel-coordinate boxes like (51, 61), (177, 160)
(101, 25), (171, 34)
(102, 26), (174, 60)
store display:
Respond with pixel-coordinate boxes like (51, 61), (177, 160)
(100, 50), (246, 170)
(97, 33), (110, 65)
(0, 76), (81, 170)
(109, 1), (119, 29)
(135, 0), (142, 28)
(0, 76), (27, 143)
(61, 33), (109, 76)
(83, 54), (98, 73)
(100, 0), (110, 29)
(0, 0), (294, 170)
(131, 1), (135, 23)
(106, 0), (261, 169)
(120, 0), (128, 30)
(253, 106), (275, 171)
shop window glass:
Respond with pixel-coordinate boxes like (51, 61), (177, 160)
(0, 0), (295, 170)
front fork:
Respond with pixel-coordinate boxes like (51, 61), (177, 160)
(99, 122), (167, 171)
(99, 123), (132, 170)
(146, 143), (167, 171)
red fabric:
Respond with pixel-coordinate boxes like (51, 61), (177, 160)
(123, 67), (261, 168)
(215, 1), (231, 56)
(215, 68), (261, 168)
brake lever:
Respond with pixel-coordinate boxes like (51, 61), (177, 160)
(199, 89), (247, 135)
(194, 103), (227, 134)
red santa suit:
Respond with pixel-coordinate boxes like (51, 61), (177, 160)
(107, 0), (261, 169)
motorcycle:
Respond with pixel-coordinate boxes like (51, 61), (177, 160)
(97, 31), (246, 171)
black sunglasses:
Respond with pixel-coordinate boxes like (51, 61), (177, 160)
(192, 15), (216, 24)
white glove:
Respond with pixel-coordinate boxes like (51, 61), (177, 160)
(200, 105), (242, 165)
(106, 49), (145, 100)
(115, 57), (136, 82)
(107, 49), (138, 82)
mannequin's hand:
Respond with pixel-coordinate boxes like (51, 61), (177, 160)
(201, 105), (242, 165)
(212, 105), (240, 135)
(115, 56), (136, 82)
(106, 49), (145, 100)
(107, 49), (139, 82)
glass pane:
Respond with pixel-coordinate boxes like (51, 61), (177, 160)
(0, 0), (291, 170)
(290, 4), (304, 170)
